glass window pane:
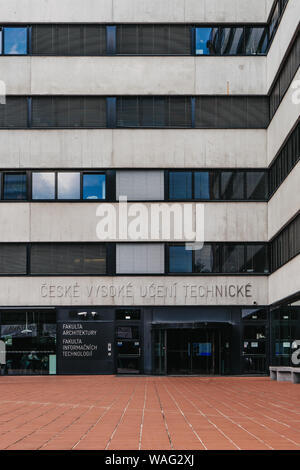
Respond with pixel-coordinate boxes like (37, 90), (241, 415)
(57, 172), (80, 199)
(246, 245), (269, 273)
(246, 172), (267, 200)
(220, 172), (244, 200)
(222, 245), (245, 273)
(32, 172), (55, 200)
(169, 246), (192, 273)
(83, 174), (106, 200)
(195, 28), (216, 55)
(194, 244), (219, 273)
(169, 171), (192, 200)
(194, 171), (210, 199)
(245, 27), (268, 55)
(219, 28), (245, 55)
(3, 173), (27, 200)
(4, 27), (27, 54)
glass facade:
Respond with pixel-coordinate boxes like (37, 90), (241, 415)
(0, 310), (56, 375)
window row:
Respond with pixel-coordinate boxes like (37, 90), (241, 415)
(270, 30), (300, 119)
(0, 17), (287, 57)
(271, 214), (300, 272)
(269, 121), (300, 196)
(0, 243), (269, 275)
(0, 169), (269, 201)
(0, 96), (270, 129)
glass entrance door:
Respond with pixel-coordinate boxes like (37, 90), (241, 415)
(166, 329), (220, 375)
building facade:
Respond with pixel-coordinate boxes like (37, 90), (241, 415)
(0, 0), (299, 376)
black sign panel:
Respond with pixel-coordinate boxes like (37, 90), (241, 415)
(57, 321), (114, 375)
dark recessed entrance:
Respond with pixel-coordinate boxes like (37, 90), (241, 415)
(153, 323), (231, 375)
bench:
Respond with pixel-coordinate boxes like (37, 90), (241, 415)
(269, 366), (300, 384)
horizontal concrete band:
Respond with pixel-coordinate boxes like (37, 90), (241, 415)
(269, 254), (300, 305)
(0, 275), (269, 306)
(0, 129), (267, 169)
(0, 56), (268, 96)
(0, 202), (267, 242)
(0, 0), (274, 23)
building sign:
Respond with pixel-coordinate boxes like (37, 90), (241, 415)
(57, 322), (114, 374)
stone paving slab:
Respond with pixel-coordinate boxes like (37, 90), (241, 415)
(0, 376), (299, 450)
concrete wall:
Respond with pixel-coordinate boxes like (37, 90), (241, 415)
(269, 254), (300, 304)
(267, 67), (300, 165)
(0, 56), (267, 96)
(268, 162), (300, 239)
(0, 0), (274, 23)
(0, 202), (267, 242)
(0, 276), (269, 306)
(267, 0), (300, 90)
(0, 129), (267, 169)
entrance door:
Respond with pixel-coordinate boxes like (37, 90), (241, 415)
(167, 329), (220, 375)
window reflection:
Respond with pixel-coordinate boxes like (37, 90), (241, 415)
(194, 245), (218, 273)
(169, 171), (192, 200)
(57, 172), (80, 199)
(83, 173), (106, 200)
(222, 245), (245, 273)
(0, 310), (56, 375)
(3, 173), (27, 200)
(3, 27), (27, 55)
(169, 246), (193, 273)
(32, 172), (55, 200)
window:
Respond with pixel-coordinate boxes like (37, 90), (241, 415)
(222, 245), (245, 273)
(116, 244), (164, 274)
(83, 173), (106, 200)
(3, 27), (27, 54)
(194, 172), (210, 200)
(269, 2), (280, 38)
(31, 97), (107, 128)
(0, 97), (28, 128)
(31, 25), (106, 56)
(116, 97), (191, 128)
(220, 171), (244, 200)
(245, 245), (269, 273)
(195, 27), (245, 55)
(245, 27), (268, 55)
(30, 243), (107, 275)
(57, 172), (80, 200)
(246, 171), (267, 200)
(169, 245), (193, 273)
(0, 310), (56, 375)
(195, 96), (269, 129)
(116, 25), (191, 55)
(3, 173), (27, 200)
(194, 245), (219, 273)
(32, 172), (55, 200)
(0, 244), (27, 274)
(169, 171), (192, 200)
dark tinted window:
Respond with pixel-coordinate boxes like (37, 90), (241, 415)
(32, 97), (107, 128)
(30, 244), (107, 275)
(117, 25), (191, 55)
(246, 245), (269, 273)
(0, 97), (28, 128)
(32, 25), (106, 55)
(220, 171), (244, 200)
(3, 173), (27, 200)
(245, 27), (268, 55)
(246, 171), (268, 200)
(0, 244), (27, 274)
(116, 97), (191, 128)
(195, 96), (269, 129)
(222, 245), (245, 273)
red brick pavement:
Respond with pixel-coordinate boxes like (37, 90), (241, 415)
(0, 376), (299, 450)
